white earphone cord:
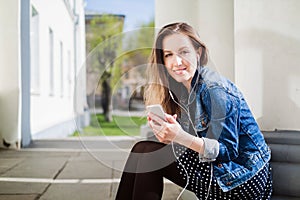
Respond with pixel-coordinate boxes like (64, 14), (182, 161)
(169, 90), (213, 200)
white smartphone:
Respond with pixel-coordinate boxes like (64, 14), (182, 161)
(146, 104), (167, 122)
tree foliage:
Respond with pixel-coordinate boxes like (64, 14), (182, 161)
(86, 14), (124, 121)
(122, 19), (155, 78)
(86, 15), (155, 120)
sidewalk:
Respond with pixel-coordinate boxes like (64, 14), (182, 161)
(0, 137), (182, 200)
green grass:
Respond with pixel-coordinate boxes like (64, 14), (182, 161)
(72, 114), (147, 136)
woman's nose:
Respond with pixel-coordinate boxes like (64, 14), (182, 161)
(174, 55), (182, 66)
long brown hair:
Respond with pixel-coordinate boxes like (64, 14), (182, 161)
(144, 22), (209, 115)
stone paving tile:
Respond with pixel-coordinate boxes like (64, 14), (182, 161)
(78, 150), (130, 163)
(56, 157), (113, 179)
(0, 150), (78, 158)
(28, 139), (136, 150)
(0, 139), (189, 200)
(163, 182), (183, 200)
(1, 157), (69, 178)
(0, 158), (24, 174)
(0, 194), (38, 200)
(0, 181), (48, 194)
(110, 183), (119, 199)
(71, 151), (129, 177)
(111, 160), (125, 178)
(39, 183), (111, 200)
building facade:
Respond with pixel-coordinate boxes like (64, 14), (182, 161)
(0, 0), (88, 148)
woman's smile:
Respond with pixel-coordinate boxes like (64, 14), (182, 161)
(173, 67), (187, 75)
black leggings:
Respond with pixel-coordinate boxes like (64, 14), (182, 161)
(115, 141), (188, 200)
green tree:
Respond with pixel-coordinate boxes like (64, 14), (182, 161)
(86, 14), (124, 122)
(121, 20), (155, 109)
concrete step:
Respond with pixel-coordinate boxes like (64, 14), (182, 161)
(26, 136), (139, 150)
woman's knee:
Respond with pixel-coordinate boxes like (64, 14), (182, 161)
(131, 141), (147, 153)
(131, 141), (165, 153)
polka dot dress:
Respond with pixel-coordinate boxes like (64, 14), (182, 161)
(174, 145), (272, 200)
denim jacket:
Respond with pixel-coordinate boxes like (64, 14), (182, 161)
(177, 66), (271, 192)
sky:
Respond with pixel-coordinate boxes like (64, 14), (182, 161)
(84, 0), (154, 32)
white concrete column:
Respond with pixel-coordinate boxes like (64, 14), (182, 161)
(197, 0), (234, 81)
(155, 0), (200, 29)
(234, 0), (300, 131)
(0, 0), (21, 148)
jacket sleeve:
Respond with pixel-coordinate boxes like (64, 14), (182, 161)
(200, 85), (240, 162)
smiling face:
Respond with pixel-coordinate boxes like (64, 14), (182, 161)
(162, 33), (201, 90)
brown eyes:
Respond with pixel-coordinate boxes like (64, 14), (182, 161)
(164, 53), (172, 58)
(181, 50), (189, 55)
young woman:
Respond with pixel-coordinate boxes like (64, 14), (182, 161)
(115, 22), (272, 200)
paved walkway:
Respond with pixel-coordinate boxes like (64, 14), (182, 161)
(0, 137), (183, 200)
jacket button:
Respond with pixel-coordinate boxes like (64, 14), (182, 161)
(201, 120), (206, 127)
(226, 182), (231, 186)
(217, 164), (222, 168)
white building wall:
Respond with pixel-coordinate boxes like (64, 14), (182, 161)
(155, 0), (300, 131)
(0, 0), (21, 147)
(234, 0), (300, 131)
(0, 0), (87, 146)
(30, 0), (87, 138)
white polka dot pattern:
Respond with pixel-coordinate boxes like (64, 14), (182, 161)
(174, 145), (273, 199)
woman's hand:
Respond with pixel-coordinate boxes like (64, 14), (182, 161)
(148, 112), (205, 154)
(148, 112), (189, 144)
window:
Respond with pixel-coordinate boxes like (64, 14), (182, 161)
(49, 28), (54, 96)
(67, 50), (72, 97)
(30, 6), (40, 94)
(60, 41), (64, 97)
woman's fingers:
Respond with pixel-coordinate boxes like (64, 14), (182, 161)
(154, 131), (170, 144)
(173, 114), (177, 120)
(151, 121), (165, 135)
(154, 128), (171, 144)
(165, 113), (177, 124)
(148, 113), (165, 126)
(149, 120), (168, 140)
(148, 113), (179, 143)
